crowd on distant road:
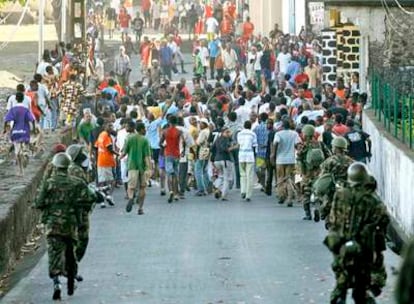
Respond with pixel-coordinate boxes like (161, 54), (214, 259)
(2, 0), (412, 303)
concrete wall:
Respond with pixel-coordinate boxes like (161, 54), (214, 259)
(363, 111), (414, 239)
(323, 6), (386, 43)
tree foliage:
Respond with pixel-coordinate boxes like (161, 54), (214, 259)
(0, 0), (26, 8)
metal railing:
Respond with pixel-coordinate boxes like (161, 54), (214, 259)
(370, 67), (414, 149)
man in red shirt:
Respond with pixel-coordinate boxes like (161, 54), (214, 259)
(141, 0), (151, 28)
(118, 7), (131, 43)
(332, 114), (350, 136)
(160, 115), (184, 203)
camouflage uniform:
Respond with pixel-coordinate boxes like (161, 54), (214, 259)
(68, 163), (94, 261)
(34, 171), (96, 279)
(319, 154), (354, 225)
(325, 183), (389, 303)
(297, 139), (327, 220)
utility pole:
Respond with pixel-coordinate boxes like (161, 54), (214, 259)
(61, 0), (67, 43)
(38, 0), (45, 63)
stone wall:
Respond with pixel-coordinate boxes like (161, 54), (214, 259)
(0, 131), (72, 276)
(383, 9), (414, 67)
(363, 110), (414, 242)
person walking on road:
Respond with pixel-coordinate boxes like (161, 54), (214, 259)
(122, 121), (152, 215)
(212, 126), (237, 200)
(194, 118), (211, 196)
(160, 115), (184, 203)
(95, 122), (118, 208)
(237, 120), (257, 202)
(270, 118), (301, 207)
(114, 46), (131, 89)
(3, 92), (36, 175)
(34, 152), (96, 301)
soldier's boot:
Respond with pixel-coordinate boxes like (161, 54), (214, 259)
(302, 203), (312, 220)
(313, 199), (321, 222)
(67, 272), (75, 296)
(75, 274), (83, 282)
(52, 276), (61, 301)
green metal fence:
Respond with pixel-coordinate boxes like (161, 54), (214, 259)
(370, 68), (414, 149)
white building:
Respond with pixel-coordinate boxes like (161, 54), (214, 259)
(248, 0), (307, 36)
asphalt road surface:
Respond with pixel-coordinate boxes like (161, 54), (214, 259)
(2, 184), (400, 304)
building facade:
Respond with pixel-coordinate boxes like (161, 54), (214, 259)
(248, 0), (307, 36)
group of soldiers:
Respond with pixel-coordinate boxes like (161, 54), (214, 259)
(34, 144), (99, 300)
(295, 124), (389, 303)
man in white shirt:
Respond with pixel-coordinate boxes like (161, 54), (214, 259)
(237, 120), (258, 201)
(230, 67), (247, 87)
(246, 46), (262, 83)
(277, 45), (291, 78)
(245, 90), (262, 113)
(234, 98), (251, 126)
(222, 43), (238, 73)
(115, 118), (130, 195)
(7, 84), (32, 111)
(205, 16), (219, 41)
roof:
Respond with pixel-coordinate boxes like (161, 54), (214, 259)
(309, 0), (414, 6)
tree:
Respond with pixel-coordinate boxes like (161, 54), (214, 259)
(0, 0), (26, 7)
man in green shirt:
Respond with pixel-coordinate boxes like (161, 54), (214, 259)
(77, 110), (96, 145)
(121, 121), (151, 215)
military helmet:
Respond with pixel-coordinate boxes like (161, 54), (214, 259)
(302, 124), (315, 137)
(52, 152), (72, 169)
(66, 144), (83, 162)
(332, 136), (348, 149)
(347, 162), (370, 186)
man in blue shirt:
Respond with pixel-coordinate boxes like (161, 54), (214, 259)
(159, 40), (173, 80)
(253, 112), (270, 190)
(208, 37), (221, 80)
(286, 57), (302, 87)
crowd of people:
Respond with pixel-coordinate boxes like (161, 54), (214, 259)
(2, 1), (406, 303)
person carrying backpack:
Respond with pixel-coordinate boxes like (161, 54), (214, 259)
(314, 136), (353, 227)
(297, 124), (329, 221)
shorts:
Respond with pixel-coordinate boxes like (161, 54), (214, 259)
(159, 155), (165, 169)
(256, 157), (266, 168)
(262, 68), (272, 81)
(128, 170), (147, 189)
(165, 156), (179, 176)
(121, 27), (129, 34)
(97, 167), (114, 183)
(151, 148), (160, 164)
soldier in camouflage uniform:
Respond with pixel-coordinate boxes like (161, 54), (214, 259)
(395, 239), (414, 304)
(66, 144), (95, 275)
(324, 162), (389, 304)
(296, 124), (328, 221)
(316, 137), (354, 228)
(34, 152), (97, 300)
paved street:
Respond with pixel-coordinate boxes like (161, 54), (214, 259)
(2, 185), (400, 304)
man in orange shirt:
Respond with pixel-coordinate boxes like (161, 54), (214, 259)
(242, 17), (254, 42)
(220, 14), (233, 37)
(95, 122), (118, 208)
